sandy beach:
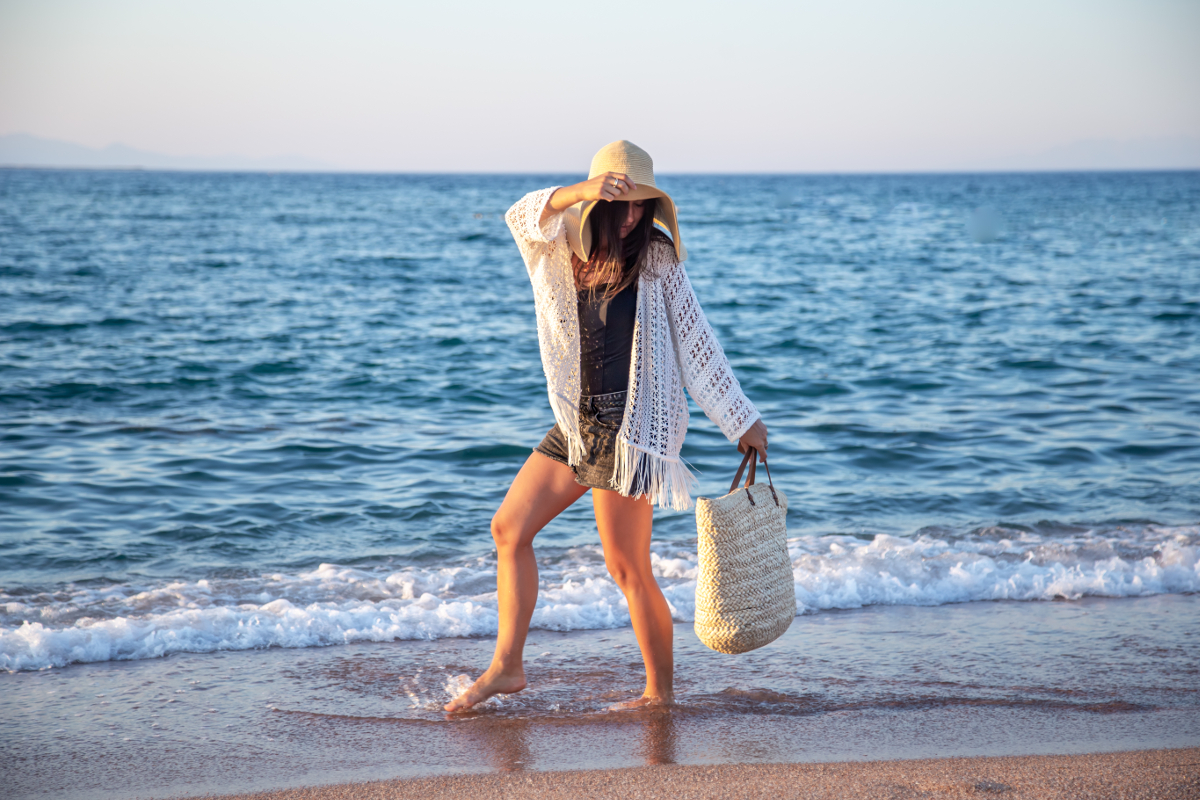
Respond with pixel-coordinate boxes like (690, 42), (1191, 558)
(211, 748), (1199, 800)
(5, 597), (1198, 800)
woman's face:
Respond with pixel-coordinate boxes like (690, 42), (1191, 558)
(619, 200), (647, 239)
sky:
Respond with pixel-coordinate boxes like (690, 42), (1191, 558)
(1, 0), (1198, 172)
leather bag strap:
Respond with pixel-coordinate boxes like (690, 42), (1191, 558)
(728, 447), (780, 507)
(730, 448), (755, 494)
(759, 454), (780, 506)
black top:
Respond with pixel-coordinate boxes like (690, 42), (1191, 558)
(578, 279), (638, 396)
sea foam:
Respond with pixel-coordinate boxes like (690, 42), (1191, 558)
(2, 523), (1196, 671)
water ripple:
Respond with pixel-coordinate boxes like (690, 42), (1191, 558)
(0, 169), (1197, 633)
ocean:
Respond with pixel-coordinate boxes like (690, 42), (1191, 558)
(1, 168), (1198, 796)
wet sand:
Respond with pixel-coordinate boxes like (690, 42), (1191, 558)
(214, 748), (1199, 800)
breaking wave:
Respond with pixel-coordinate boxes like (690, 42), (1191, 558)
(2, 522), (1196, 671)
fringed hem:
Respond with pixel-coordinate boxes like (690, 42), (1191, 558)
(549, 392), (586, 467)
(612, 438), (696, 511)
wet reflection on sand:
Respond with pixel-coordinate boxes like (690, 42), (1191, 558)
(637, 708), (678, 766)
(465, 717), (533, 772)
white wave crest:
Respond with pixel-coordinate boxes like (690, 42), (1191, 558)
(2, 523), (1196, 671)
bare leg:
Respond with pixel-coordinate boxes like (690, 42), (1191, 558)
(445, 452), (587, 712)
(592, 488), (674, 707)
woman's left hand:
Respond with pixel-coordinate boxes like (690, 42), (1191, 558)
(738, 419), (769, 462)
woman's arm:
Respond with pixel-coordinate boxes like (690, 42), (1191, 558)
(539, 172), (638, 225)
(505, 188), (564, 272)
(505, 173), (640, 269)
(660, 252), (768, 459)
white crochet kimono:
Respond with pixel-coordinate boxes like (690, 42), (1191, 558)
(506, 187), (760, 511)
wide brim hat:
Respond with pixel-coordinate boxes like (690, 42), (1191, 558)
(564, 140), (687, 263)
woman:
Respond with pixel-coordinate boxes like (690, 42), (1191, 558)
(446, 140), (767, 712)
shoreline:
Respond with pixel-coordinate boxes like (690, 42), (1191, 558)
(5, 597), (1197, 800)
(209, 748), (1200, 800)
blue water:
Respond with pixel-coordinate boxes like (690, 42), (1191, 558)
(1, 169), (1198, 671)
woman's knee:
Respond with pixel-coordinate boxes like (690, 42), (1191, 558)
(491, 513), (531, 553)
(605, 555), (652, 592)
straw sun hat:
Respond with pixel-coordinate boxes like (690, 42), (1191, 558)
(564, 140), (687, 263)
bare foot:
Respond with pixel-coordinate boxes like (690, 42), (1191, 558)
(607, 692), (674, 712)
(444, 666), (526, 712)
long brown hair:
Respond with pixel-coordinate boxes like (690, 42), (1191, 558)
(572, 198), (668, 300)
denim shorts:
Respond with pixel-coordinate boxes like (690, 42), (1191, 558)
(534, 390), (630, 492)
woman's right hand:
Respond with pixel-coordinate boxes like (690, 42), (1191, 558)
(542, 173), (637, 222)
(573, 172), (637, 204)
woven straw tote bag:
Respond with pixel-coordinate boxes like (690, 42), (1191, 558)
(694, 448), (795, 654)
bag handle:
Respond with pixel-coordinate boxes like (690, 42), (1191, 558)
(729, 448), (754, 493)
(728, 447), (780, 507)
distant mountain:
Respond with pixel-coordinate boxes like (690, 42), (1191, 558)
(976, 136), (1200, 172)
(0, 133), (333, 171)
